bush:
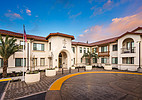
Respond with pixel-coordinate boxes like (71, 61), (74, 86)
(46, 68), (55, 70)
(26, 70), (39, 74)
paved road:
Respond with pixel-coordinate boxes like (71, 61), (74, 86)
(52, 73), (142, 100)
(0, 81), (8, 99)
(17, 92), (46, 100)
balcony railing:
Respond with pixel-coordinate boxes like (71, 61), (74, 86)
(121, 47), (135, 53)
(98, 51), (110, 56)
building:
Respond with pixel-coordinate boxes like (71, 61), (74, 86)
(0, 27), (142, 73)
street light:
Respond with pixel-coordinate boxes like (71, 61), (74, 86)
(137, 41), (141, 71)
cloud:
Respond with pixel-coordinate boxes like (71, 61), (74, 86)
(77, 11), (142, 42)
(26, 9), (31, 16)
(5, 12), (23, 20)
(90, 0), (129, 17)
(69, 12), (82, 18)
(103, 0), (112, 9)
(84, 29), (89, 33)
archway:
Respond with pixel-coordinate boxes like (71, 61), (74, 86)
(58, 51), (68, 68)
(122, 38), (135, 53)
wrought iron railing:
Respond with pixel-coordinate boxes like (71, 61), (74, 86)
(121, 47), (135, 53)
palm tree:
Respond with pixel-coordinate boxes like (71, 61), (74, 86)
(0, 35), (19, 77)
(82, 51), (98, 65)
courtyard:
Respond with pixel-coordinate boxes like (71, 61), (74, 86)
(3, 68), (142, 100)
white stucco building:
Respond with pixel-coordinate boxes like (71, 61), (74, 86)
(0, 27), (142, 73)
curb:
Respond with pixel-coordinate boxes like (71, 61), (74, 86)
(0, 78), (12, 82)
(14, 91), (46, 100)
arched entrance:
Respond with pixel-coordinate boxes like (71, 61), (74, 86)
(58, 51), (68, 68)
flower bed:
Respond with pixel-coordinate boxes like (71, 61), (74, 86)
(86, 65), (92, 70)
(25, 71), (40, 83)
(46, 68), (56, 76)
(104, 64), (112, 70)
(0, 71), (23, 78)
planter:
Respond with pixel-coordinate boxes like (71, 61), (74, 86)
(86, 65), (92, 70)
(25, 72), (40, 83)
(55, 68), (59, 71)
(71, 67), (75, 69)
(46, 69), (56, 76)
(104, 64), (112, 70)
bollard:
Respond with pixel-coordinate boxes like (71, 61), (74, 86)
(62, 68), (64, 74)
(69, 67), (71, 73)
(78, 67), (79, 72)
(84, 67), (86, 71)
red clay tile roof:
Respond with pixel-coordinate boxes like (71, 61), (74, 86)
(117, 31), (142, 39)
(46, 32), (75, 40)
(131, 27), (142, 32)
(0, 29), (47, 41)
(72, 42), (91, 46)
(1, 27), (142, 46)
(89, 37), (119, 46)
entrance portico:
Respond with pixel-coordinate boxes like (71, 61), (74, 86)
(46, 33), (74, 69)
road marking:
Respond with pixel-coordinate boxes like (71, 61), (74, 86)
(0, 78), (12, 82)
(48, 71), (142, 90)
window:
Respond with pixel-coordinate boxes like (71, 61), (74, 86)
(113, 44), (117, 51)
(33, 58), (37, 66)
(19, 41), (25, 50)
(101, 46), (107, 52)
(122, 57), (134, 64)
(33, 43), (44, 51)
(81, 58), (82, 63)
(15, 58), (26, 67)
(40, 58), (45, 66)
(112, 57), (118, 64)
(93, 58), (97, 63)
(72, 47), (75, 53)
(127, 42), (130, 49)
(80, 47), (82, 53)
(87, 48), (89, 52)
(101, 58), (107, 63)
(126, 57), (134, 64)
(0, 58), (3, 67)
(84, 48), (86, 53)
(131, 42), (134, 48)
(92, 48), (97, 53)
(94, 48), (97, 53)
(49, 42), (51, 51)
(20, 41), (25, 45)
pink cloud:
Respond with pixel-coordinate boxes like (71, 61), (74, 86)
(77, 12), (142, 42)
(26, 9), (31, 16)
(5, 12), (23, 20)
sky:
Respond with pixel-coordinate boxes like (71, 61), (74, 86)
(0, 0), (142, 42)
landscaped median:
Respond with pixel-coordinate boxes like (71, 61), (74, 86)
(48, 71), (142, 91)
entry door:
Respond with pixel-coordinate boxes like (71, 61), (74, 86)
(59, 57), (62, 68)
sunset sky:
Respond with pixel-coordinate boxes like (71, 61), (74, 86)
(0, 0), (142, 42)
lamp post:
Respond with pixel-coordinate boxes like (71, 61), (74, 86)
(137, 41), (141, 71)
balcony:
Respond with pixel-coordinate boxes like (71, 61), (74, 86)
(98, 51), (110, 57)
(121, 47), (135, 53)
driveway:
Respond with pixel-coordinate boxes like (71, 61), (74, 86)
(46, 72), (142, 100)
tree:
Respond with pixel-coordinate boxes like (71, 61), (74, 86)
(0, 35), (19, 77)
(82, 51), (98, 65)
